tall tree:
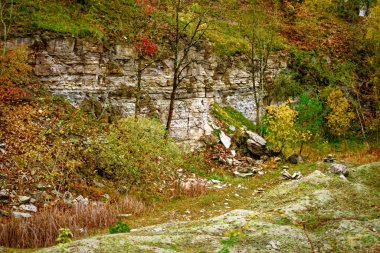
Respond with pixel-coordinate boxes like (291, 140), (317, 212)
(246, 3), (279, 129)
(0, 0), (14, 55)
(165, 0), (208, 135)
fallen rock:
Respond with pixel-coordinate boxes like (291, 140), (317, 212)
(93, 180), (105, 188)
(19, 204), (38, 213)
(287, 153), (299, 164)
(74, 195), (89, 206)
(0, 190), (10, 200)
(246, 131), (267, 156)
(329, 164), (349, 177)
(37, 184), (47, 191)
(233, 171), (255, 178)
(323, 154), (336, 163)
(256, 188), (265, 193)
(12, 211), (32, 219)
(219, 131), (231, 149)
(19, 196), (31, 204)
(0, 143), (6, 154)
(210, 179), (221, 184)
(267, 240), (280, 250)
(0, 209), (9, 217)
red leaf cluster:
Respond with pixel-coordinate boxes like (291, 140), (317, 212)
(134, 35), (157, 57)
(135, 0), (157, 15)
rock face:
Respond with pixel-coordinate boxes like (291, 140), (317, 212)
(6, 37), (286, 147)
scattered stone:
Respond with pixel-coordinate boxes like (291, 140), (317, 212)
(231, 150), (236, 157)
(0, 143), (6, 154)
(0, 209), (9, 217)
(274, 157), (282, 162)
(329, 163), (349, 177)
(323, 154), (336, 163)
(185, 210), (191, 214)
(256, 188), (264, 193)
(19, 204), (38, 212)
(219, 131), (231, 149)
(246, 131), (267, 156)
(102, 194), (110, 201)
(226, 158), (233, 166)
(19, 196), (31, 204)
(282, 165), (289, 170)
(255, 160), (264, 165)
(12, 211), (32, 219)
(229, 125), (236, 132)
(0, 190), (10, 200)
(233, 171), (255, 178)
(287, 153), (299, 164)
(117, 213), (132, 218)
(282, 170), (302, 180)
(260, 155), (269, 161)
(94, 180), (105, 188)
(218, 156), (227, 165)
(75, 195), (89, 206)
(236, 167), (252, 174)
(339, 174), (348, 181)
(267, 240), (280, 250)
(210, 179), (221, 184)
(37, 184), (47, 191)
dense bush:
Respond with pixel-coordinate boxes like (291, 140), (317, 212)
(264, 100), (299, 155)
(94, 117), (203, 197)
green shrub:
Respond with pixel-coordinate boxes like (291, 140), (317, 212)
(55, 228), (73, 245)
(295, 92), (325, 137)
(94, 116), (202, 196)
(108, 221), (131, 234)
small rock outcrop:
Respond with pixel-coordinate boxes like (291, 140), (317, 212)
(329, 163), (349, 177)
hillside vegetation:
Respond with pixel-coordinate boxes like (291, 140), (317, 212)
(0, 0), (379, 251)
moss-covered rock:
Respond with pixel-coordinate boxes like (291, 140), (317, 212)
(37, 162), (380, 253)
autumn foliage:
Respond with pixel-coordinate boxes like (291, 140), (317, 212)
(0, 47), (33, 103)
(326, 88), (355, 136)
(135, 0), (157, 15)
(134, 35), (157, 57)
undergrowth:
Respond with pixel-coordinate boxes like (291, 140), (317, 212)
(0, 197), (143, 248)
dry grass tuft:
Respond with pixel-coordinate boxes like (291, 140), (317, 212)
(0, 197), (144, 248)
(176, 179), (208, 197)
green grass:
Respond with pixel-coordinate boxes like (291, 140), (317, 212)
(211, 102), (256, 132)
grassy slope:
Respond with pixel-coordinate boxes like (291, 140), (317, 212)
(8, 0), (360, 58)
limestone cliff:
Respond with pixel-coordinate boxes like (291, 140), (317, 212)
(7, 36), (286, 147)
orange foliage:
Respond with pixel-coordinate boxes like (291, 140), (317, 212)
(0, 47), (34, 103)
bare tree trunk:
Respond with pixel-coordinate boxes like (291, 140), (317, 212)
(251, 46), (260, 127)
(166, 76), (178, 133)
(134, 56), (143, 120)
(165, 0), (180, 137)
(0, 0), (13, 56)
